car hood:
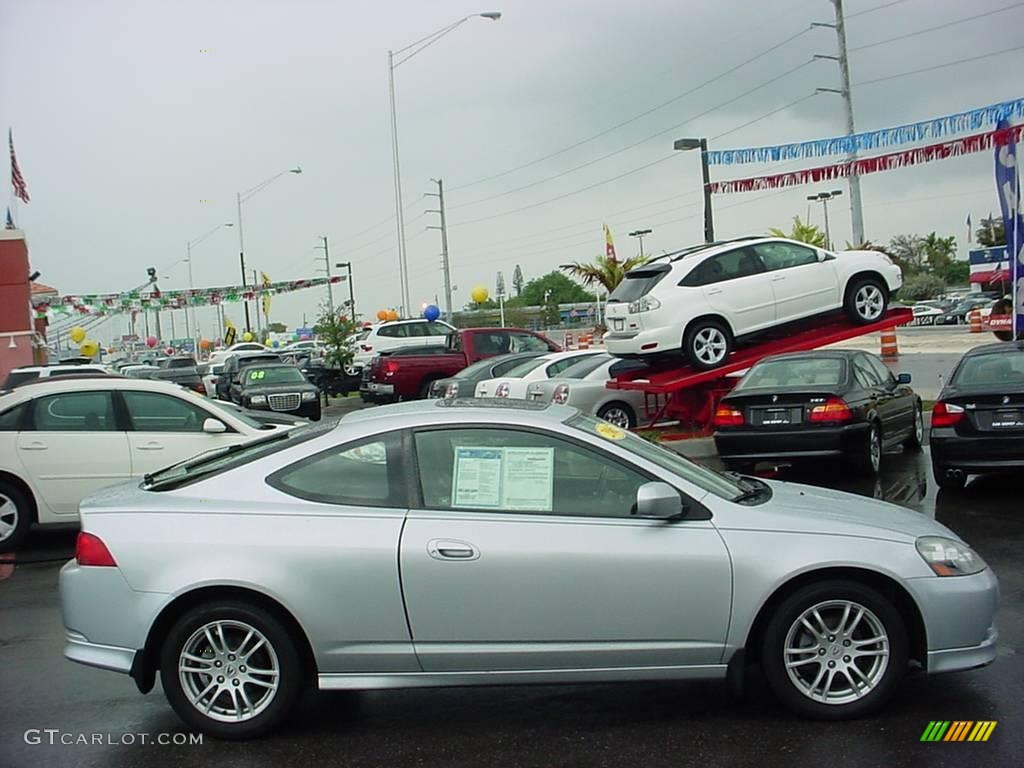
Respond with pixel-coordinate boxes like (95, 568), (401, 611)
(241, 383), (317, 395)
(723, 479), (958, 543)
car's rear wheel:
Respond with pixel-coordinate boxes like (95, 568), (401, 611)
(903, 402), (923, 452)
(761, 580), (907, 719)
(160, 601), (304, 740)
(0, 482), (32, 554)
(849, 421), (882, 476)
(596, 401), (637, 429)
(933, 464), (967, 491)
(683, 319), (732, 371)
(844, 278), (888, 324)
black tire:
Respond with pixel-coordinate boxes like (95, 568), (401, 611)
(418, 377), (441, 399)
(761, 580), (908, 720)
(849, 421), (882, 477)
(933, 464), (967, 491)
(0, 481), (33, 554)
(903, 401), (923, 452)
(844, 277), (888, 325)
(159, 601), (304, 740)
(683, 319), (733, 371)
(596, 401), (637, 429)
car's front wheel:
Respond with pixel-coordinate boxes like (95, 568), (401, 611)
(844, 278), (888, 324)
(160, 601), (304, 739)
(683, 319), (732, 371)
(761, 580), (908, 719)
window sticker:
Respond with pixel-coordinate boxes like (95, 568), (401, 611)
(451, 446), (554, 511)
(595, 422), (626, 440)
(452, 448), (503, 508)
(247, 369), (266, 381)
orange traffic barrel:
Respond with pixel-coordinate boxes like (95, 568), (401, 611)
(578, 333), (592, 350)
(880, 328), (899, 358)
(969, 309), (983, 333)
(563, 330), (575, 349)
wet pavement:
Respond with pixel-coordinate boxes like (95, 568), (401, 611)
(1, 447), (1020, 768)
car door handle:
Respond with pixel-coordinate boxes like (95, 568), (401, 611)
(428, 539), (479, 561)
(771, 275), (786, 282)
(706, 288), (723, 295)
(20, 441), (47, 451)
(136, 442), (164, 450)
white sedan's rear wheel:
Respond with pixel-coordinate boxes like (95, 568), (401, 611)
(0, 483), (32, 554)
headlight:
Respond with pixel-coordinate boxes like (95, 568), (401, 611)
(627, 296), (662, 313)
(301, 391), (317, 401)
(249, 394), (267, 405)
(915, 536), (987, 576)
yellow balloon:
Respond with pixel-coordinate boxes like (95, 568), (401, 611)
(69, 326), (87, 344)
(242, 331), (253, 342)
(80, 340), (99, 357)
(471, 285), (489, 303)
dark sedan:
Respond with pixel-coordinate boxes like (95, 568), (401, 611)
(236, 363), (321, 420)
(930, 341), (1024, 490)
(427, 351), (548, 398)
(713, 350), (922, 475)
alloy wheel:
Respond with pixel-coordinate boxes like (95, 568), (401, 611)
(869, 425), (881, 473)
(914, 408), (923, 445)
(855, 285), (885, 321)
(600, 407), (632, 429)
(693, 327), (728, 365)
(0, 494), (18, 544)
(783, 599), (890, 705)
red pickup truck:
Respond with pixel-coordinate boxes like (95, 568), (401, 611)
(360, 327), (560, 402)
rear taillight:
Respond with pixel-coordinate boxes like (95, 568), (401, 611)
(552, 384), (569, 404)
(382, 360), (399, 376)
(192, 382), (206, 395)
(713, 405), (744, 427)
(361, 344), (373, 352)
(932, 401), (965, 428)
(445, 382), (459, 399)
(210, 376), (218, 384)
(808, 397), (854, 423)
(75, 532), (117, 567)
(495, 382), (510, 398)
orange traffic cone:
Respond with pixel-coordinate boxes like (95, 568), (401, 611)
(880, 327), (899, 359)
(563, 330), (575, 349)
(969, 309), (983, 333)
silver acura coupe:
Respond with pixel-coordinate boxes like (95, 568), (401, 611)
(60, 399), (998, 739)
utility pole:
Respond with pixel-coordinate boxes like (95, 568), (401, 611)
(236, 192), (252, 333)
(315, 236), (335, 315)
(251, 269), (261, 335)
(335, 261), (356, 320)
(815, 0), (865, 244)
(426, 178), (453, 321)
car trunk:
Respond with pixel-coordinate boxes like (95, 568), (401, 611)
(725, 387), (842, 429)
(604, 263), (671, 332)
(942, 388), (1024, 435)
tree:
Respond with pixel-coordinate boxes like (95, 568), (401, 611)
(559, 254), (649, 293)
(899, 273), (946, 301)
(923, 232), (957, 273)
(496, 271), (506, 298)
(511, 271), (595, 307)
(313, 304), (361, 369)
(844, 240), (884, 251)
(769, 216), (826, 247)
(512, 264), (524, 296)
(936, 260), (970, 285)
(887, 234), (928, 273)
(266, 322), (287, 334)
(977, 216), (1005, 247)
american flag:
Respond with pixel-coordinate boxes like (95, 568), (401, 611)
(9, 128), (30, 203)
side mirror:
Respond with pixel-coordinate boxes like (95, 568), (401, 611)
(634, 482), (685, 520)
(202, 418), (227, 434)
(897, 372), (912, 385)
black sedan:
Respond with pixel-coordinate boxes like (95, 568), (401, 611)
(427, 351), (548, 398)
(713, 350), (922, 475)
(235, 363), (321, 421)
(930, 341), (1024, 490)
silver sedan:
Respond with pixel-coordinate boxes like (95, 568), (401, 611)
(60, 400), (998, 739)
(526, 353), (649, 428)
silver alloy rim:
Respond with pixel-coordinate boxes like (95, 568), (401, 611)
(784, 599), (890, 705)
(914, 408), (923, 444)
(601, 407), (632, 429)
(0, 494), (18, 543)
(869, 426), (881, 472)
(179, 620), (280, 723)
(855, 284), (884, 320)
(693, 327), (728, 364)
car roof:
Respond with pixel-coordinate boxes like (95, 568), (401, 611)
(0, 375), (198, 401)
(644, 236), (796, 267)
(962, 341), (1024, 357)
(754, 350), (860, 364)
(341, 397), (577, 427)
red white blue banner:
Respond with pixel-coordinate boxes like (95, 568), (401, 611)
(994, 119), (1024, 337)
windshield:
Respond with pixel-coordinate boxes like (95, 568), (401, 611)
(952, 351), (1024, 389)
(737, 358), (845, 389)
(607, 265), (670, 303)
(244, 367), (306, 385)
(561, 354), (612, 379)
(567, 414), (744, 500)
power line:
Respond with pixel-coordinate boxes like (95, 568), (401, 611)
(850, 2), (1024, 53)
(846, 0), (911, 19)
(855, 44), (1024, 86)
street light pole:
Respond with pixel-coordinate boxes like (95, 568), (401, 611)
(388, 11), (502, 317)
(628, 228), (652, 257)
(674, 138), (714, 243)
(335, 262), (356, 320)
(808, 190), (843, 250)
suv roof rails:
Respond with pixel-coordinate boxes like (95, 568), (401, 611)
(647, 236), (769, 265)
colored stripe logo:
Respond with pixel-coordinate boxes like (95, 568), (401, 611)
(921, 721), (997, 742)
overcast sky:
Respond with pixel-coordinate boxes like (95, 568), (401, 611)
(2, 0), (1022, 341)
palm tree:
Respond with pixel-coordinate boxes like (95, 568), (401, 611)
(769, 216), (827, 247)
(560, 254), (650, 293)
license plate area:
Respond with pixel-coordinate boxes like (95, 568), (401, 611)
(991, 409), (1024, 429)
(753, 407), (801, 427)
(611, 318), (624, 331)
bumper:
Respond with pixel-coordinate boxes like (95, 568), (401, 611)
(714, 422), (870, 461)
(604, 324), (680, 356)
(904, 566), (1000, 673)
(64, 631), (135, 675)
(360, 381), (395, 396)
(931, 431), (1024, 473)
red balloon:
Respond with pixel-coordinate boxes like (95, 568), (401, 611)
(146, 336), (158, 348)
(165, 347), (175, 355)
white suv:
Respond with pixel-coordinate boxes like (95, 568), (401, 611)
(352, 318), (456, 370)
(3, 363), (111, 390)
(604, 237), (902, 369)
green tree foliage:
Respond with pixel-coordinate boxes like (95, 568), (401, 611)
(507, 271), (596, 307)
(266, 322), (288, 334)
(899, 273), (947, 301)
(769, 216), (826, 247)
(977, 216), (1005, 247)
(496, 271), (506, 298)
(313, 304), (361, 369)
(936, 260), (970, 285)
(558, 255), (650, 293)
(923, 232), (957, 273)
(512, 264), (525, 296)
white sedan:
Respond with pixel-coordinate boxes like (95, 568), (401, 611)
(0, 377), (293, 552)
(474, 350), (604, 399)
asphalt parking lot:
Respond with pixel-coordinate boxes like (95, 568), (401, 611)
(1, 440), (1020, 768)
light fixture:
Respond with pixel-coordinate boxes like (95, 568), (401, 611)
(8, 335), (16, 349)
(479, 11), (502, 20)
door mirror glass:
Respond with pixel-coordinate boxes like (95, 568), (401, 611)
(897, 372), (912, 385)
(203, 418), (227, 434)
(634, 482), (685, 519)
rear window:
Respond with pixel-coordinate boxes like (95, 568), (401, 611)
(608, 265), (670, 303)
(503, 358), (549, 377)
(3, 371), (39, 389)
(561, 355), (612, 379)
(737, 358), (846, 389)
(952, 352), (1024, 388)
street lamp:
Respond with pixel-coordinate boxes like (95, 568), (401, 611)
(236, 167), (302, 331)
(335, 262), (356, 320)
(186, 223), (233, 342)
(807, 190), (843, 250)
(674, 137), (714, 243)
(628, 228), (652, 257)
(388, 11), (501, 316)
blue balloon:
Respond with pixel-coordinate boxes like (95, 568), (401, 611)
(272, 339), (280, 348)
(423, 304), (441, 322)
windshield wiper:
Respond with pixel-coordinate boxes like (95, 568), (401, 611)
(730, 477), (772, 504)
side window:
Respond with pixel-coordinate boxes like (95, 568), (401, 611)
(377, 325), (406, 338)
(864, 355), (897, 389)
(508, 332), (551, 352)
(268, 432), (404, 507)
(691, 248), (764, 285)
(492, 357), (527, 376)
(405, 323), (430, 337)
(545, 357), (582, 377)
(426, 323), (451, 336)
(852, 357), (882, 389)
(414, 428), (650, 519)
(755, 242), (818, 271)
(31, 391), (117, 432)
(123, 391), (216, 433)
(0, 403), (27, 431)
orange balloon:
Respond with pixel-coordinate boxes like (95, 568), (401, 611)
(376, 310), (389, 321)
(385, 310), (399, 322)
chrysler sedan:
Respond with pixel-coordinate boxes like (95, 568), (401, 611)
(60, 400), (997, 739)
